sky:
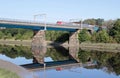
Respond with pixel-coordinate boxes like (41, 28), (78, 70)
(0, 0), (120, 23)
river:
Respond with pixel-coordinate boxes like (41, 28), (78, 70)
(0, 44), (120, 78)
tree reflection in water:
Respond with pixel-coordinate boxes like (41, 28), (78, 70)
(0, 45), (32, 59)
(78, 49), (120, 75)
(0, 45), (120, 76)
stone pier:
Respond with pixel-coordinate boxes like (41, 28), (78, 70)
(32, 30), (46, 47)
(31, 30), (47, 64)
(69, 30), (80, 46)
(69, 30), (80, 62)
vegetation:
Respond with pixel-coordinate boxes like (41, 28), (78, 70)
(83, 18), (104, 26)
(78, 49), (120, 75)
(0, 45), (69, 61)
(0, 28), (33, 40)
(0, 68), (19, 78)
(109, 19), (120, 43)
(95, 30), (109, 43)
(46, 47), (69, 61)
(78, 29), (91, 43)
(46, 31), (69, 42)
(79, 19), (120, 43)
(0, 45), (32, 59)
(0, 28), (69, 42)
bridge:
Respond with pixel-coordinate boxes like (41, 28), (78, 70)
(0, 18), (94, 47)
(0, 18), (94, 31)
(0, 18), (97, 73)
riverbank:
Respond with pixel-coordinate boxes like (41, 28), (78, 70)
(0, 39), (120, 52)
(80, 42), (120, 52)
(0, 68), (19, 78)
(0, 39), (31, 46)
(0, 39), (69, 46)
(0, 59), (34, 78)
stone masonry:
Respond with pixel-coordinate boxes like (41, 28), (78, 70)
(31, 30), (47, 64)
(69, 29), (80, 62)
(31, 30), (46, 47)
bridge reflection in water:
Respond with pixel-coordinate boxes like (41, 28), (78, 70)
(21, 45), (97, 71)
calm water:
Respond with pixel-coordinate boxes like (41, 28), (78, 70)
(0, 45), (120, 78)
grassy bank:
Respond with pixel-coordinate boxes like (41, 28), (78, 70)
(0, 39), (31, 46)
(80, 42), (120, 52)
(0, 68), (19, 78)
(0, 39), (120, 52)
(0, 39), (69, 47)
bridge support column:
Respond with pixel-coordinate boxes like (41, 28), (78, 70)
(32, 30), (46, 47)
(69, 30), (80, 46)
(31, 30), (47, 64)
(69, 30), (80, 62)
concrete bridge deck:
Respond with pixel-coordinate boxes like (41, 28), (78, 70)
(0, 18), (94, 31)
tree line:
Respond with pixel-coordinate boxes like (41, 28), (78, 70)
(0, 28), (69, 42)
(78, 49), (120, 75)
(79, 19), (120, 43)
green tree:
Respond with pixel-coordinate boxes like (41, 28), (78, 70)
(0, 31), (4, 39)
(7, 33), (12, 39)
(102, 20), (115, 30)
(83, 18), (96, 25)
(15, 33), (22, 40)
(96, 30), (109, 43)
(78, 50), (91, 63)
(109, 19), (120, 43)
(78, 29), (91, 43)
(91, 32), (97, 42)
(108, 53), (120, 75)
(46, 31), (69, 42)
(96, 18), (104, 26)
(21, 30), (33, 39)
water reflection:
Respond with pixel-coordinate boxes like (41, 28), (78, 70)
(78, 50), (120, 76)
(0, 45), (33, 65)
(0, 44), (120, 78)
(31, 45), (79, 64)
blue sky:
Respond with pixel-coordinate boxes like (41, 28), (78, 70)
(0, 0), (120, 22)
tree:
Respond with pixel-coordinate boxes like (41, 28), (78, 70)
(0, 31), (4, 39)
(102, 20), (115, 30)
(83, 18), (96, 25)
(91, 32), (97, 42)
(109, 19), (120, 43)
(78, 29), (91, 43)
(96, 30), (109, 43)
(96, 18), (104, 26)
